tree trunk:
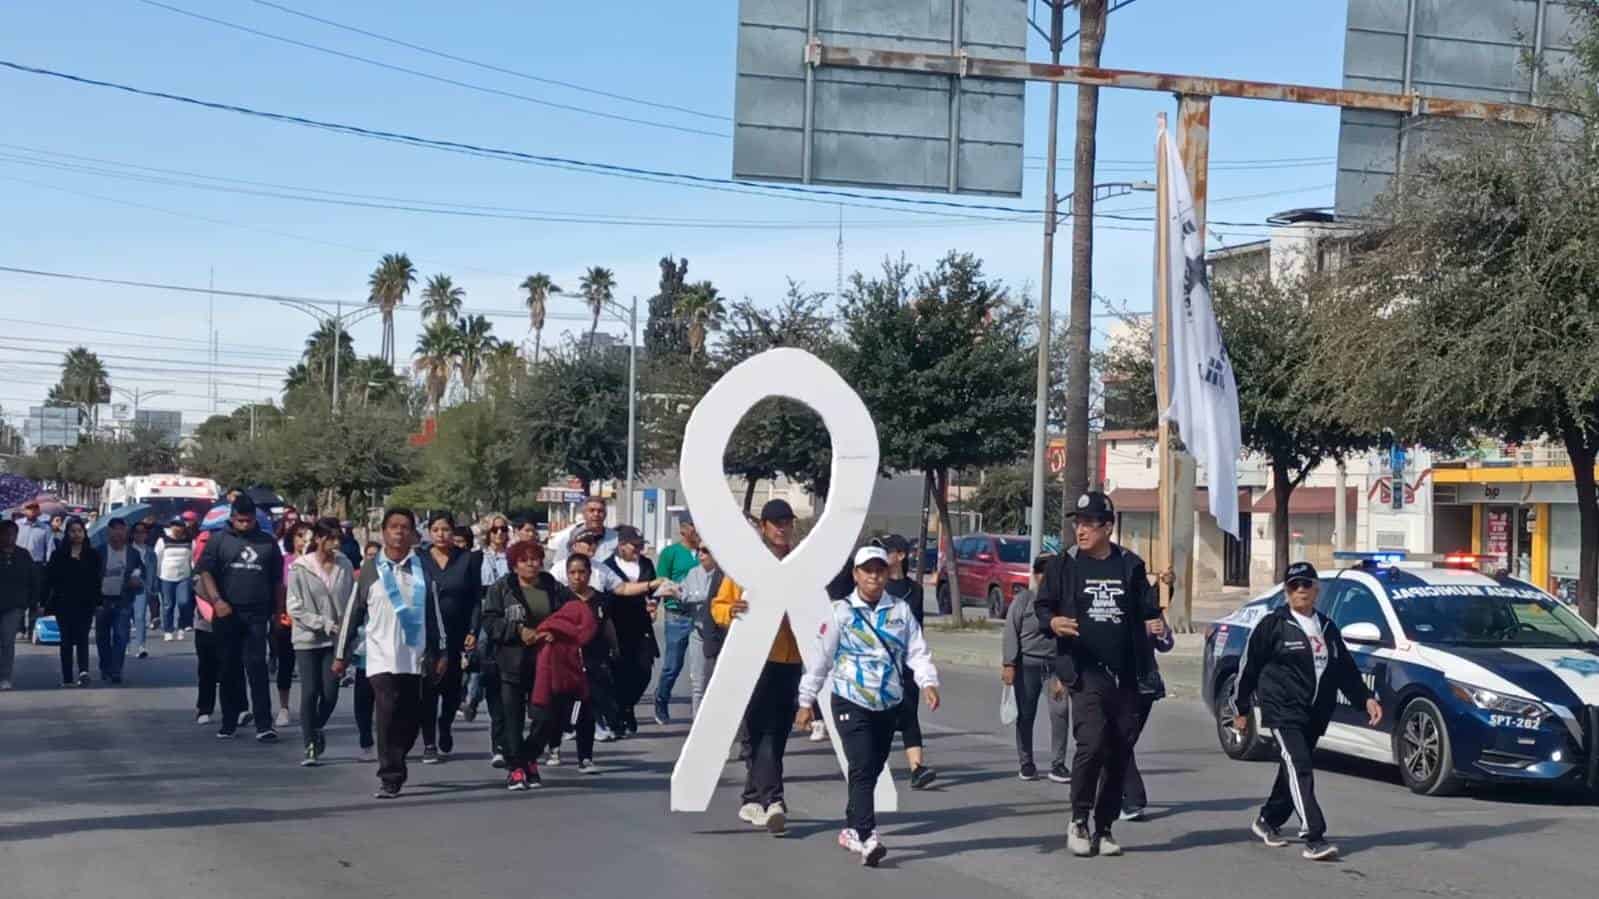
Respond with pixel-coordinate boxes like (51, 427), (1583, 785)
(742, 477), (758, 516)
(915, 470), (933, 581)
(1560, 426), (1599, 625)
(1271, 459), (1295, 583)
(932, 467), (964, 625)
(1061, 0), (1107, 505)
(533, 330), (543, 367)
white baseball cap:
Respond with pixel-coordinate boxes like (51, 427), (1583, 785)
(853, 545), (890, 568)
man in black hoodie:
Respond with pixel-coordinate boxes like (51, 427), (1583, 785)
(1034, 492), (1161, 859)
(198, 494), (285, 741)
(1233, 561), (1381, 862)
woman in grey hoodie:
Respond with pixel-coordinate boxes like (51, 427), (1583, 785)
(286, 517), (355, 766)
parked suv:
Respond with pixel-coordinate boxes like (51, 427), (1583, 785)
(935, 533), (1032, 618)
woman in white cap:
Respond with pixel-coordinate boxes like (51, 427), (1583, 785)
(797, 545), (941, 867)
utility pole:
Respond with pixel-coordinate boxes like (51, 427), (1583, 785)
(1062, 0), (1108, 522)
(1027, 0), (1066, 564)
(624, 295), (638, 528)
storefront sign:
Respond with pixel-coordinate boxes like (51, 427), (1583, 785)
(1486, 508), (1511, 557)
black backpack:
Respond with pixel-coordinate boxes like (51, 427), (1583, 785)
(698, 569), (728, 660)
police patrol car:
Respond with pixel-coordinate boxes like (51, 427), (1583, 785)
(1203, 552), (1599, 795)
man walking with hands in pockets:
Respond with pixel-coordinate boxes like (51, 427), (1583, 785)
(1233, 561), (1382, 862)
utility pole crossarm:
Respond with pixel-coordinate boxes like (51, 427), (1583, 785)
(814, 46), (1546, 125)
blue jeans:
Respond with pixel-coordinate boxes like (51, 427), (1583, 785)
(129, 591), (150, 650)
(654, 611), (695, 710)
(159, 578), (193, 632)
(95, 599), (131, 678)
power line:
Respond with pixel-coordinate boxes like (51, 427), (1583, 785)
(132, 1), (730, 139)
(0, 315), (300, 359)
(247, 0), (730, 124)
(0, 342), (286, 375)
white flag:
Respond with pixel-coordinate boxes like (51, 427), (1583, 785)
(1159, 126), (1243, 538)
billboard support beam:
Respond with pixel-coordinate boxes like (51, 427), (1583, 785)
(813, 45), (1547, 124)
(1027, 0), (1065, 564)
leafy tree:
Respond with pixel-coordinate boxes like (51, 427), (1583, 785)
(454, 314), (498, 399)
(579, 266), (617, 352)
(340, 356), (406, 409)
(836, 253), (1035, 624)
(674, 280), (727, 363)
(60, 439), (127, 491)
(520, 273), (561, 365)
(368, 252), (416, 365)
(125, 423), (179, 473)
(971, 464), (1066, 535)
(49, 347), (110, 434)
(420, 273), (465, 325)
(393, 399), (552, 515)
(519, 341), (631, 490)
(482, 341), (525, 404)
(644, 256), (692, 357)
(413, 319), (459, 413)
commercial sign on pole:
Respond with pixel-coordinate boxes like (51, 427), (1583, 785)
(732, 0), (1026, 196)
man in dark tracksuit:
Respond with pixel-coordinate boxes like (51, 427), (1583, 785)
(197, 495), (284, 740)
(1233, 561), (1382, 862)
(1035, 492), (1161, 858)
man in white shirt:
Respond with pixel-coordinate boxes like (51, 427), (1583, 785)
(546, 498), (618, 574)
(335, 508), (447, 800)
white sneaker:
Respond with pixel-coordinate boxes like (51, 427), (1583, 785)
(1068, 820), (1094, 857)
(0, 680), (12, 691)
(358, 746), (376, 762)
(837, 828), (864, 853)
(274, 708), (291, 728)
(859, 833), (887, 867)
(595, 724), (617, 743)
(545, 749), (562, 767)
(195, 713), (211, 726)
(738, 802), (764, 825)
(179, 629), (189, 640)
(764, 802), (788, 837)
(163, 632), (174, 642)
(809, 720), (828, 742)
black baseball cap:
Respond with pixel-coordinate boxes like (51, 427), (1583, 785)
(569, 528), (604, 548)
(760, 499), (795, 523)
(1068, 491), (1115, 521)
(617, 525), (645, 547)
(1285, 561), (1319, 586)
(875, 533), (911, 554)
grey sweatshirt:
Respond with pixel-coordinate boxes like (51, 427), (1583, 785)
(1004, 587), (1057, 666)
(286, 553), (354, 650)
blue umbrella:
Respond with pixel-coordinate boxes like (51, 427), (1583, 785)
(200, 502), (274, 533)
(87, 503), (154, 549)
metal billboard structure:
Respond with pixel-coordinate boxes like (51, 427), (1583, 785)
(733, 0), (1027, 196)
(1336, 0), (1577, 216)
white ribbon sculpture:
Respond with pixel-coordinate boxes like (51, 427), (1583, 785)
(670, 347), (896, 813)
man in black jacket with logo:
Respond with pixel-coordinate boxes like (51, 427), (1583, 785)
(197, 495), (285, 741)
(1233, 561), (1382, 862)
(1035, 492), (1163, 859)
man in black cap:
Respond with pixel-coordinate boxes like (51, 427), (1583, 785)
(1233, 561), (1381, 862)
(710, 498), (805, 836)
(1034, 490), (1162, 858)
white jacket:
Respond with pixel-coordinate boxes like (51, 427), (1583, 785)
(799, 589), (938, 712)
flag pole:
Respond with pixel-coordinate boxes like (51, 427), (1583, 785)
(1154, 112), (1174, 611)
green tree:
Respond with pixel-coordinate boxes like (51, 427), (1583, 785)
(971, 464), (1065, 535)
(482, 341), (525, 403)
(579, 266), (617, 352)
(519, 341), (631, 489)
(420, 273), (465, 325)
(49, 347), (110, 434)
(125, 423), (179, 473)
(394, 399), (553, 514)
(674, 280), (726, 363)
(413, 319), (459, 413)
(644, 256), (692, 357)
(836, 253), (1035, 624)
(454, 314), (498, 399)
(368, 252), (416, 365)
(520, 273), (561, 365)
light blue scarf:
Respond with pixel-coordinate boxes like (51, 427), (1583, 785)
(378, 553), (426, 649)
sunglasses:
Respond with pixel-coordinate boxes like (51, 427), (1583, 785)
(1286, 579), (1317, 590)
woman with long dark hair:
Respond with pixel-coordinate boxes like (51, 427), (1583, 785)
(46, 518), (99, 687)
(286, 517), (353, 766)
(416, 511), (482, 762)
(603, 526), (662, 735)
(268, 521), (312, 729)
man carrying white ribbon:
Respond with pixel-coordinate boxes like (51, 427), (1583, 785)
(797, 545), (940, 867)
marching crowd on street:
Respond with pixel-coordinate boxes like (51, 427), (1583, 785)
(1, 489), (1372, 867)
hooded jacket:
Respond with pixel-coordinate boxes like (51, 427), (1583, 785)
(0, 546), (41, 614)
(532, 599), (598, 708)
(286, 552), (354, 650)
(1233, 604), (1372, 731)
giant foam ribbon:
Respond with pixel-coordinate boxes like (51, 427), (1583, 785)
(670, 348), (896, 813)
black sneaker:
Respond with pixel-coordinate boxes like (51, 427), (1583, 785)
(1252, 818), (1288, 848)
(374, 783), (401, 800)
(314, 730), (327, 757)
(237, 711), (254, 728)
(256, 729), (278, 744)
(216, 729), (236, 740)
(491, 752), (507, 769)
(1019, 761), (1039, 781)
(1302, 839), (1339, 861)
(438, 731), (454, 757)
(1048, 763), (1071, 784)
(421, 746), (440, 765)
(301, 744), (319, 767)
(910, 765), (937, 790)
(1119, 807), (1146, 822)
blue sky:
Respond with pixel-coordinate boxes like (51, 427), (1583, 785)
(0, 0), (1347, 427)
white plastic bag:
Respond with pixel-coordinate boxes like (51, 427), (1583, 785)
(999, 684), (1018, 726)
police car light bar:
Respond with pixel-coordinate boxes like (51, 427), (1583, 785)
(1332, 550), (1408, 565)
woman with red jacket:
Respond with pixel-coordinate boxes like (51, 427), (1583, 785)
(526, 570), (598, 772)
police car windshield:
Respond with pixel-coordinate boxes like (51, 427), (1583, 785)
(1388, 585), (1599, 648)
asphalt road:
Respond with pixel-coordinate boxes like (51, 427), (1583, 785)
(3, 637), (1597, 899)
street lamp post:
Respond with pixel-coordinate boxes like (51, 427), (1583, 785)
(110, 386), (174, 438)
(1027, 180), (1157, 561)
(272, 299), (382, 412)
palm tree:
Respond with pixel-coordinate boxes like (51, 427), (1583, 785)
(344, 356), (402, 408)
(674, 281), (727, 362)
(413, 319), (459, 412)
(420, 274), (465, 325)
(519, 273), (561, 365)
(483, 341), (524, 399)
(368, 252), (417, 365)
(454, 314), (497, 399)
(302, 321), (356, 389)
(57, 347), (110, 432)
(578, 266), (616, 352)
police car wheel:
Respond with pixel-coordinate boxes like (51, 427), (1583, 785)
(1395, 697), (1463, 796)
(1216, 672), (1274, 762)
(987, 587), (1004, 619)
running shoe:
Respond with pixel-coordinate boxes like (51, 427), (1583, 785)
(1302, 840), (1339, 861)
(577, 758), (598, 774)
(301, 744), (319, 767)
(524, 762), (543, 789)
(374, 783), (401, 800)
(738, 803), (764, 825)
(274, 708), (291, 728)
(1094, 831), (1123, 857)
(859, 833), (887, 867)
(764, 802), (788, 837)
(256, 729), (278, 744)
(1048, 763), (1071, 784)
(1120, 807), (1146, 822)
(809, 720), (827, 742)
(491, 752), (507, 769)
(910, 765), (937, 790)
(1252, 818), (1288, 848)
(421, 746), (440, 765)
(1018, 762), (1039, 781)
(1068, 820), (1094, 857)
(838, 828), (863, 853)
(507, 767), (529, 792)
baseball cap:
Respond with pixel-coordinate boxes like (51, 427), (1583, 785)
(875, 533), (911, 554)
(569, 528), (604, 548)
(1069, 491), (1116, 521)
(760, 499), (795, 523)
(1285, 561), (1319, 586)
(617, 525), (645, 546)
(678, 511), (694, 526)
(853, 546), (889, 568)
(168, 516), (186, 527)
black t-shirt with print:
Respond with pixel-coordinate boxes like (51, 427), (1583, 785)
(1070, 549), (1134, 680)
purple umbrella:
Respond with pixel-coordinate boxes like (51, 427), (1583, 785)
(0, 474), (42, 511)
